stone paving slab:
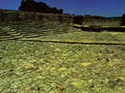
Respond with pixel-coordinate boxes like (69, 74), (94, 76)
(0, 22), (125, 93)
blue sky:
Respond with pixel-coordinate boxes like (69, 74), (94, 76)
(0, 0), (125, 17)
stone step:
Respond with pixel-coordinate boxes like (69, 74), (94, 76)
(73, 24), (125, 32)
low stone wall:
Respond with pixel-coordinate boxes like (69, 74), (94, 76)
(0, 9), (108, 25)
(0, 9), (73, 24)
(73, 24), (125, 32)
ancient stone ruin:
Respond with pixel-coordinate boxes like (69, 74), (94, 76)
(0, 9), (73, 24)
(0, 9), (102, 25)
(73, 16), (83, 25)
(121, 14), (125, 25)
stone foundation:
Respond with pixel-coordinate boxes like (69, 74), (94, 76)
(121, 14), (125, 25)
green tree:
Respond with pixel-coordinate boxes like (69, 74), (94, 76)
(18, 0), (63, 14)
(35, 2), (49, 13)
(58, 9), (63, 14)
(18, 0), (37, 12)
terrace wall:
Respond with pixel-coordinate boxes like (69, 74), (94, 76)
(0, 9), (106, 24)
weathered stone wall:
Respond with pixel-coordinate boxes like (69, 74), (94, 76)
(0, 9), (108, 25)
(73, 16), (83, 25)
(0, 9), (73, 24)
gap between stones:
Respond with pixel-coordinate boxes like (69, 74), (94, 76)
(16, 39), (125, 45)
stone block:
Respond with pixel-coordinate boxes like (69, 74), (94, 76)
(89, 25), (104, 32)
(121, 14), (125, 25)
(73, 16), (83, 25)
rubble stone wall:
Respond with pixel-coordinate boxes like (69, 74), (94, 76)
(0, 9), (74, 24)
(0, 9), (106, 24)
